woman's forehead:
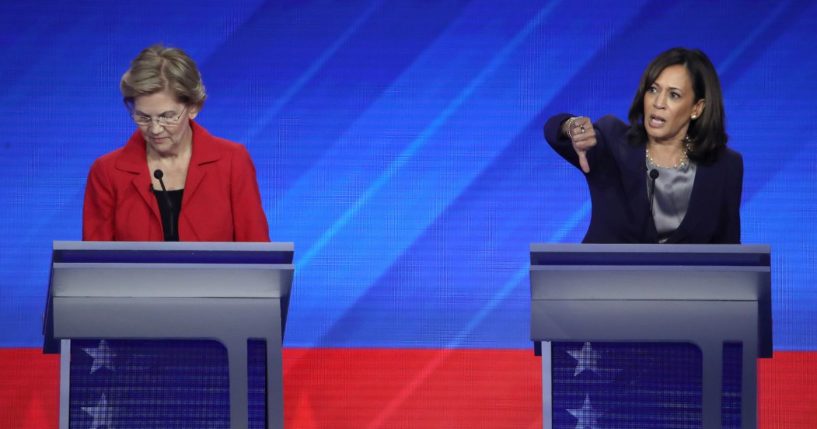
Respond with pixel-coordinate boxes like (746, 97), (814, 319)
(132, 90), (182, 112)
(653, 65), (693, 90)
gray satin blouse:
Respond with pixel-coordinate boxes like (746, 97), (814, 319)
(646, 159), (697, 243)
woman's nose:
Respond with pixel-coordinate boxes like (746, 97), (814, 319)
(652, 93), (666, 109)
(149, 121), (163, 134)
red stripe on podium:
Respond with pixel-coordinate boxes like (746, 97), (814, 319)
(2, 348), (816, 428)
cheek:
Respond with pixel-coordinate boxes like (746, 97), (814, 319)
(671, 103), (692, 122)
(170, 126), (187, 139)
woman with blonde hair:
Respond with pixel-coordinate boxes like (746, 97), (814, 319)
(83, 44), (269, 242)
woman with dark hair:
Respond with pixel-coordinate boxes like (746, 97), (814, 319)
(544, 47), (742, 244)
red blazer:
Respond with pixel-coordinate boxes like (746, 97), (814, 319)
(83, 121), (270, 242)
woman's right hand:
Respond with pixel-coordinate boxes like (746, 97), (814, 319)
(562, 116), (596, 173)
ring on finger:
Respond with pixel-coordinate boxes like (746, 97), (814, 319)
(566, 117), (581, 138)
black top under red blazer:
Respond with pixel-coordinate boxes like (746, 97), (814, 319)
(544, 114), (743, 244)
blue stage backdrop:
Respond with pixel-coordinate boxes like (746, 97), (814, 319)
(1, 0), (817, 426)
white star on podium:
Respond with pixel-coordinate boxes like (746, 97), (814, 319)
(82, 340), (116, 374)
(567, 341), (600, 376)
(82, 394), (114, 429)
(567, 395), (602, 429)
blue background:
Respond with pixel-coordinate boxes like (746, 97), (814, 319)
(1, 0), (816, 351)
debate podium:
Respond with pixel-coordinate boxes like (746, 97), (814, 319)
(529, 244), (772, 429)
(43, 241), (294, 429)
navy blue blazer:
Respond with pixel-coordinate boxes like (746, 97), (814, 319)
(544, 114), (743, 244)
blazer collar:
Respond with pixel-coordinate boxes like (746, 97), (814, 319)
(666, 159), (721, 243)
(112, 120), (223, 231)
(621, 141), (727, 243)
(620, 142), (658, 242)
(115, 129), (156, 223)
(183, 121), (222, 209)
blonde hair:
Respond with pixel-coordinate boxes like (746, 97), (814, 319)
(120, 44), (207, 110)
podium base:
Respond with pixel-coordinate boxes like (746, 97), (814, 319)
(64, 339), (268, 429)
(542, 341), (742, 429)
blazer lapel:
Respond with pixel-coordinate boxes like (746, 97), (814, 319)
(667, 159), (721, 243)
(180, 122), (222, 239)
(115, 131), (162, 225)
(182, 122), (221, 208)
(618, 143), (657, 242)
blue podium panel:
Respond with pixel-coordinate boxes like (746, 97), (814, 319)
(550, 342), (742, 429)
(68, 339), (269, 429)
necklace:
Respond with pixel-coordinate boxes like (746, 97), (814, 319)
(646, 143), (691, 169)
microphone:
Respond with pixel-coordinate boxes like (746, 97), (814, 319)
(153, 169), (175, 239)
(648, 169), (659, 219)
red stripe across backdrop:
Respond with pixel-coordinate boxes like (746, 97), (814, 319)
(1, 348), (815, 428)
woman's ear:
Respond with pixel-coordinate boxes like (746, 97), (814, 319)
(692, 99), (705, 119)
(188, 106), (199, 120)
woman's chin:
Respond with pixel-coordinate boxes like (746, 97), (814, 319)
(148, 138), (176, 154)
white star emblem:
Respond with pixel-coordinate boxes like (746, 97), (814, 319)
(82, 340), (116, 374)
(82, 394), (114, 429)
(567, 342), (600, 376)
(567, 395), (602, 429)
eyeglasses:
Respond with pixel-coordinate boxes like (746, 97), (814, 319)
(131, 106), (187, 127)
